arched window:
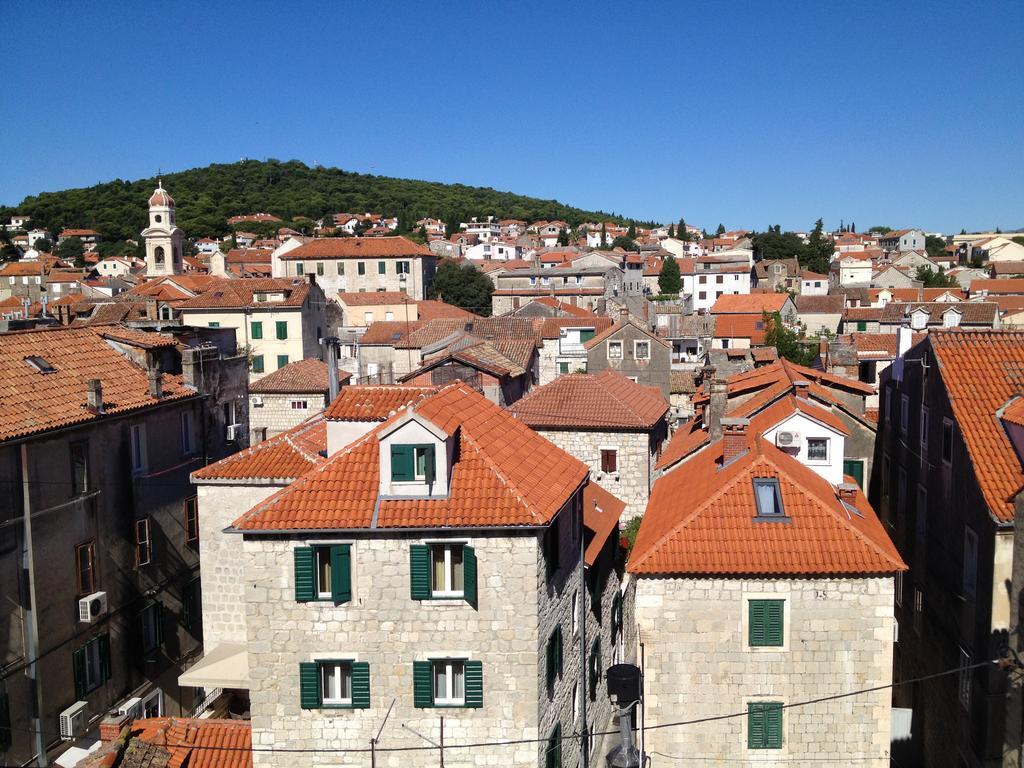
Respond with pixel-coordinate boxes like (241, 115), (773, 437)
(160, 305), (172, 320)
(154, 246), (165, 264)
(154, 214), (162, 223)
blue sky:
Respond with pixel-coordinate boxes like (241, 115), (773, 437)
(2, 0), (1021, 232)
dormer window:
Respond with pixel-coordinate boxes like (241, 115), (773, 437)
(911, 310), (928, 330)
(753, 478), (787, 519)
(391, 444), (435, 483)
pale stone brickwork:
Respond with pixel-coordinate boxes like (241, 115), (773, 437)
(537, 429), (653, 521)
(195, 483), (281, 648)
(635, 576), (895, 765)
(243, 524), (567, 768)
(281, 255), (435, 300)
(250, 393), (327, 440)
(537, 340), (588, 386)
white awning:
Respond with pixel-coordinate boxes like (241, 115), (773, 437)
(178, 643), (250, 688)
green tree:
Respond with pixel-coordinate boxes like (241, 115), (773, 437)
(557, 228), (570, 247)
(56, 236), (85, 265)
(763, 312), (819, 366)
(1012, 236), (1024, 247)
(600, 222), (607, 247)
(427, 260), (494, 316)
(801, 219), (834, 275)
(915, 265), (957, 288)
(627, 222), (637, 239)
(677, 218), (690, 242)
(34, 237), (53, 252)
(658, 254), (681, 294)
(752, 227), (806, 261)
(867, 225), (891, 235)
(924, 235), (947, 259)
(611, 235), (637, 251)
(667, 223), (675, 238)
(715, 223), (726, 235)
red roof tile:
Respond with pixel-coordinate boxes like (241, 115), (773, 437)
(177, 278), (311, 310)
(630, 435), (905, 575)
(128, 717), (251, 768)
(511, 369), (668, 429)
(583, 482), (625, 566)
(194, 416), (326, 481)
(930, 331), (1024, 521)
(336, 291), (414, 306)
(415, 300), (478, 321)
(712, 313), (768, 343)
(249, 358), (351, 394)
(538, 316), (613, 340)
(323, 385), (436, 421)
(710, 294), (790, 314)
(280, 236), (431, 259)
(233, 383), (588, 530)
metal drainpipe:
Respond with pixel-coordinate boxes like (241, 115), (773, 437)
(580, 495), (589, 768)
(22, 444), (46, 765)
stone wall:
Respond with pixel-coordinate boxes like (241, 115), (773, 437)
(244, 531), (545, 768)
(250, 393), (327, 440)
(537, 429), (652, 521)
(537, 341), (587, 386)
(634, 575), (895, 765)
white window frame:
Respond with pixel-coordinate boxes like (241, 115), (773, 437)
(320, 660), (353, 706)
(130, 423), (147, 474)
(430, 543), (465, 598)
(572, 589), (579, 636)
(290, 400), (309, 410)
(315, 547), (333, 599)
(432, 659), (466, 706)
(413, 445), (432, 481)
(634, 340), (651, 360)
(806, 437), (829, 463)
(607, 340), (622, 359)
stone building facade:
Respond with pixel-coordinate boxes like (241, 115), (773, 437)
(585, 318), (671, 398)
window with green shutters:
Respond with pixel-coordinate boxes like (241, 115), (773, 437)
(413, 659), (483, 708)
(0, 691), (11, 752)
(546, 624), (563, 691)
(317, 262), (324, 276)
(296, 263), (304, 275)
(588, 637), (601, 700)
(181, 576), (200, 631)
(579, 328), (596, 343)
(748, 599), (784, 647)
(299, 660), (370, 709)
(138, 601), (164, 658)
(546, 722), (562, 768)
(208, 321), (220, 328)
(557, 361), (570, 375)
(276, 354), (289, 370)
(390, 444), (435, 483)
(378, 261), (386, 275)
(747, 702), (783, 749)
(410, 544), (476, 606)
(294, 545), (352, 603)
(857, 321), (867, 332)
(73, 634), (111, 699)
(337, 262), (345, 276)
(611, 592), (623, 641)
(251, 355), (264, 374)
(275, 321), (288, 340)
(358, 262), (366, 276)
(250, 321), (263, 339)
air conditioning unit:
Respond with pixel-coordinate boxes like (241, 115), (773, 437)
(59, 701), (88, 740)
(251, 395), (264, 408)
(775, 431), (801, 448)
(78, 591), (108, 623)
(117, 696), (142, 720)
(226, 423), (241, 441)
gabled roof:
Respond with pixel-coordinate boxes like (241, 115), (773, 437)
(0, 327), (195, 442)
(838, 332), (926, 360)
(177, 278), (311, 310)
(324, 385), (437, 421)
(583, 319), (670, 350)
(879, 301), (998, 325)
(530, 296), (598, 318)
(249, 358), (351, 395)
(712, 314), (768, 343)
(232, 383), (589, 531)
(510, 369), (668, 430)
(279, 236), (431, 259)
(583, 482), (626, 566)
(929, 331), (1024, 522)
(969, 278), (1024, 296)
(415, 300), (478, 321)
(404, 336), (535, 379)
(795, 294), (845, 314)
(193, 416), (327, 482)
(629, 435), (905, 576)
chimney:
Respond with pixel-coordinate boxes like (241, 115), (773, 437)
(721, 417), (749, 464)
(707, 374), (728, 441)
(793, 379), (810, 400)
(148, 368), (162, 399)
(98, 712), (130, 742)
(323, 336), (341, 403)
(838, 483), (858, 505)
(619, 306), (629, 324)
(86, 379), (104, 413)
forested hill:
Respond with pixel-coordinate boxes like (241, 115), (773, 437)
(1, 159), (635, 242)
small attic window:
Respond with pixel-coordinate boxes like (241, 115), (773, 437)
(753, 478), (787, 520)
(25, 355), (56, 374)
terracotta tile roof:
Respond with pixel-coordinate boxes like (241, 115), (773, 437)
(844, 307), (883, 321)
(177, 278), (311, 310)
(280, 236), (431, 259)
(71, 301), (152, 326)
(336, 291), (413, 306)
(406, 317), (541, 350)
(630, 435), (905, 575)
(969, 278), (1024, 296)
(415, 300), (478, 321)
(249, 358), (351, 394)
(710, 293), (788, 315)
(539, 316), (613, 340)
(992, 295), (1024, 315)
(690, 359), (874, 411)
(712, 314), (768, 343)
(510, 369), (668, 430)
(583, 482), (626, 566)
(879, 301), (999, 325)
(121, 717), (251, 768)
(409, 336), (535, 379)
(233, 383), (588, 530)
(531, 296), (598, 318)
(193, 416), (327, 482)
(357, 320), (424, 345)
(1001, 397), (1024, 428)
(929, 331), (1024, 522)
(751, 347), (779, 363)
(60, 228), (100, 237)
(795, 294), (845, 314)
(841, 332), (926, 360)
(0, 326), (195, 442)
(99, 325), (180, 349)
(324, 385), (436, 421)
(670, 370), (698, 394)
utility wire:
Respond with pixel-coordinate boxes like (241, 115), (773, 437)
(4, 658), (1001, 758)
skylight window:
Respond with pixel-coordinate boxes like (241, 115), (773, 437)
(24, 355), (56, 374)
(753, 478), (787, 519)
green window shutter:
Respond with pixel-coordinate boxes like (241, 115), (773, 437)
(276, 321), (288, 340)
(0, 691), (10, 752)
(857, 321), (867, 332)
(612, 592), (623, 638)
(391, 444), (414, 481)
(252, 355), (264, 374)
(749, 600), (784, 646)
(378, 261), (386, 275)
(294, 547), (316, 602)
(72, 645), (87, 699)
(463, 545), (477, 608)
(155, 601), (165, 647)
(547, 722), (562, 768)
(766, 703), (783, 748)
(250, 321), (263, 339)
(330, 544), (352, 603)
(351, 662), (370, 709)
(580, 329), (596, 342)
(748, 703), (765, 748)
(464, 660), (483, 708)
(413, 660), (434, 707)
(423, 445), (436, 482)
(410, 545), (431, 599)
(546, 631), (557, 690)
(98, 634), (111, 683)
(276, 354), (289, 370)
(299, 662), (320, 709)
(558, 362), (569, 374)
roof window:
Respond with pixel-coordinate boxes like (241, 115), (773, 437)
(753, 478), (788, 520)
(24, 355), (56, 374)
